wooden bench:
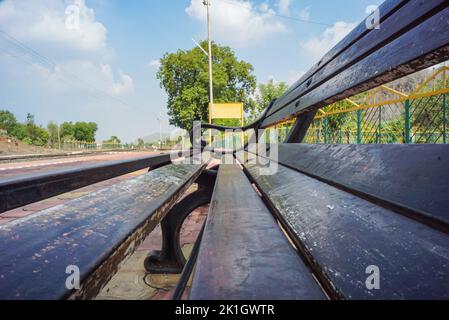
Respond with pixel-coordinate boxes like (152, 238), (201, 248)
(240, 145), (449, 299)
(1, 0), (449, 300)
(182, 144), (449, 300)
(0, 159), (207, 299)
(190, 164), (325, 300)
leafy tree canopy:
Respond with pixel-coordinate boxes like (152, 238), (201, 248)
(0, 110), (18, 134)
(248, 79), (289, 123)
(0, 109), (99, 147)
(137, 138), (144, 147)
(60, 122), (75, 139)
(157, 41), (257, 131)
(104, 136), (121, 144)
(60, 121), (98, 142)
(47, 121), (59, 147)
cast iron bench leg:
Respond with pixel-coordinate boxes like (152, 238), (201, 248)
(144, 169), (217, 273)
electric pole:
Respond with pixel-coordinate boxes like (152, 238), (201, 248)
(204, 0), (214, 124)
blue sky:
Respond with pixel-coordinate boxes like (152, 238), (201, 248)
(0, 0), (383, 142)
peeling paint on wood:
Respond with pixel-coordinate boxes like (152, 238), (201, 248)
(190, 164), (325, 300)
(252, 144), (449, 230)
(0, 153), (174, 214)
(263, 4), (449, 127)
(283, 0), (405, 97)
(245, 162), (449, 299)
(0, 163), (204, 300)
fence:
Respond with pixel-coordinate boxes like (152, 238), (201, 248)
(60, 140), (177, 151)
(296, 66), (449, 145)
(61, 140), (124, 151)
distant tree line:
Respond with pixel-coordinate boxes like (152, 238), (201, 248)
(0, 109), (98, 148)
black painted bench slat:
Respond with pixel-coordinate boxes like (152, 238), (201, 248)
(284, 0), (404, 96)
(263, 2), (449, 127)
(0, 163), (205, 300)
(0, 153), (173, 214)
(190, 164), (326, 300)
(243, 147), (449, 299)
(250, 144), (449, 230)
(1, 0), (448, 301)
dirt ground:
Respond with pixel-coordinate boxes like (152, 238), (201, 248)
(0, 136), (59, 155)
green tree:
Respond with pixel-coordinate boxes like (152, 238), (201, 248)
(137, 138), (145, 148)
(60, 121), (98, 142)
(73, 122), (98, 142)
(157, 41), (256, 131)
(60, 122), (75, 140)
(0, 110), (18, 134)
(47, 122), (60, 148)
(104, 136), (121, 144)
(18, 113), (50, 146)
(12, 123), (26, 140)
(248, 79), (289, 122)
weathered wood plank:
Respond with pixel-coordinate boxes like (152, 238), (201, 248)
(190, 164), (325, 300)
(0, 153), (173, 214)
(272, 0), (446, 117)
(244, 162), (449, 299)
(263, 5), (449, 127)
(284, 0), (406, 98)
(0, 163), (204, 300)
(255, 144), (449, 230)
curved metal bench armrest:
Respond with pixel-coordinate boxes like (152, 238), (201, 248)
(192, 99), (277, 135)
(201, 121), (257, 132)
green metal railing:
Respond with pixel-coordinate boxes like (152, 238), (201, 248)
(61, 140), (124, 151)
(301, 93), (449, 145)
(299, 66), (449, 145)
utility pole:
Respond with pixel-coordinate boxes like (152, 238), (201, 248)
(204, 0), (214, 124)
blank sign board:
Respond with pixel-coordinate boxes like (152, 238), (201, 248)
(209, 103), (243, 122)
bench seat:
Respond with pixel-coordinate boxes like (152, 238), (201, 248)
(0, 163), (204, 300)
(190, 164), (325, 300)
(241, 144), (449, 299)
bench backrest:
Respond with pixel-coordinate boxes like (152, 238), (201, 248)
(243, 156), (449, 299)
(249, 143), (449, 231)
(261, 0), (449, 129)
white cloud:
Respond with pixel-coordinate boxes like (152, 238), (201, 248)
(101, 65), (134, 97)
(278, 0), (292, 15)
(300, 21), (356, 62)
(298, 6), (311, 21)
(186, 0), (286, 47)
(259, 3), (270, 12)
(147, 59), (161, 69)
(0, 0), (107, 54)
(1, 58), (134, 98)
(0, 0), (133, 98)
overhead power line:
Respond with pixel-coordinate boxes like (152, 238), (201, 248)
(216, 0), (343, 28)
(0, 38), (113, 105)
(0, 27), (147, 113)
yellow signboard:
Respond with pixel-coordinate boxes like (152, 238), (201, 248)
(209, 103), (244, 124)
